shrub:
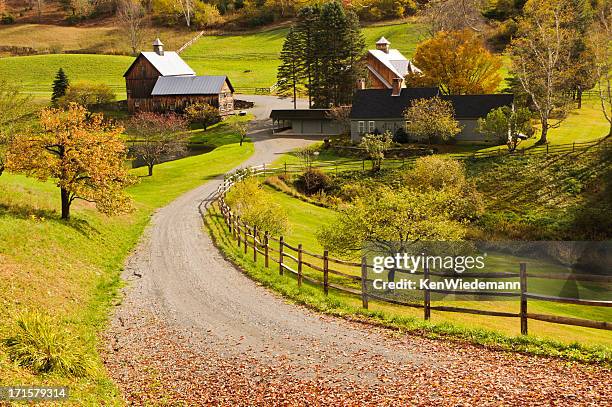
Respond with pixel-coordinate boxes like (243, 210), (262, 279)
(1, 13), (15, 24)
(184, 102), (221, 130)
(296, 168), (331, 195)
(225, 178), (289, 235)
(393, 127), (410, 144)
(58, 82), (115, 107)
(3, 311), (94, 377)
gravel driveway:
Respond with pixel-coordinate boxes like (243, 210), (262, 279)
(104, 96), (611, 406)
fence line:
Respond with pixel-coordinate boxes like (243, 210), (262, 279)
(210, 164), (612, 335)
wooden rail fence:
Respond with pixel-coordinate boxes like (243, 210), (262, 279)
(212, 165), (612, 335)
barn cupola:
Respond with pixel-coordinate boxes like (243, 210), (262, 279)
(376, 37), (390, 54)
(153, 38), (164, 56)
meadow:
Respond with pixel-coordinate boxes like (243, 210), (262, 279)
(0, 117), (253, 404)
(0, 20), (426, 99)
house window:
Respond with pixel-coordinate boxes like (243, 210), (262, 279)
(368, 121), (375, 133)
(358, 121), (365, 134)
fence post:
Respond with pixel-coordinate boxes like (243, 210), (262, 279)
(228, 213), (233, 236)
(573, 142), (575, 152)
(423, 265), (431, 320)
(244, 225), (248, 254)
(253, 226), (258, 263)
(264, 231), (269, 268)
(323, 250), (329, 296)
(284, 162), (287, 176)
(361, 256), (368, 309)
(362, 159), (365, 172)
(279, 236), (284, 275)
(297, 244), (303, 287)
(236, 216), (241, 248)
(546, 143), (549, 154)
(520, 262), (528, 335)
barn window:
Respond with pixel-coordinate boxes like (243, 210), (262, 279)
(358, 121), (365, 134)
(368, 121), (375, 133)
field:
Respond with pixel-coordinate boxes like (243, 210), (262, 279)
(0, 20), (426, 99)
(0, 117), (254, 404)
(221, 181), (612, 349)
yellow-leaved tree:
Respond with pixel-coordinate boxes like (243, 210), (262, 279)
(7, 103), (134, 220)
(406, 30), (503, 95)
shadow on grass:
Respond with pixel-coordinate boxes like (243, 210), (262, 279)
(0, 203), (100, 238)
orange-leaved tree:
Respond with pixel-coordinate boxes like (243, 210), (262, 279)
(7, 103), (134, 220)
(406, 30), (503, 95)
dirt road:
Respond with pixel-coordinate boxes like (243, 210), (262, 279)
(105, 96), (610, 406)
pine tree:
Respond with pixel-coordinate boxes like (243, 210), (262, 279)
(51, 68), (69, 105)
(296, 5), (321, 108)
(277, 27), (305, 109)
(310, 1), (365, 108)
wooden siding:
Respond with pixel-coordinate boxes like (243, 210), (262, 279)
(128, 93), (234, 116)
(367, 53), (396, 89)
(125, 55), (160, 104)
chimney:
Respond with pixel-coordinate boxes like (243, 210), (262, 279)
(356, 78), (366, 90)
(391, 77), (402, 97)
(376, 36), (390, 54)
(153, 38), (164, 56)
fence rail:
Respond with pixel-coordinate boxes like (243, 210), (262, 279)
(210, 161), (612, 336)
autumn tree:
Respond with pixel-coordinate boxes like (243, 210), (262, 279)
(230, 120), (249, 146)
(423, 0), (485, 36)
(509, 0), (577, 144)
(127, 112), (188, 176)
(326, 105), (351, 135)
(184, 102), (220, 130)
(0, 82), (35, 176)
(359, 131), (393, 171)
(7, 104), (133, 220)
(118, 0), (146, 55)
(404, 97), (461, 144)
(277, 27), (305, 109)
(405, 30), (502, 94)
(477, 106), (534, 151)
(58, 82), (115, 107)
(589, 0), (612, 136)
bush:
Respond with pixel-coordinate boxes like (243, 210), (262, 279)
(225, 178), (289, 235)
(296, 168), (331, 195)
(58, 82), (115, 107)
(193, 2), (223, 28)
(3, 311), (94, 377)
(1, 13), (15, 24)
(393, 127), (410, 144)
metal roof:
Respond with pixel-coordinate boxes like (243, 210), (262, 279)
(140, 51), (196, 77)
(151, 76), (233, 96)
(368, 49), (421, 78)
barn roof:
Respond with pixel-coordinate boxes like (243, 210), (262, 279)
(350, 88), (514, 119)
(151, 75), (234, 96)
(123, 51), (196, 77)
(368, 49), (421, 78)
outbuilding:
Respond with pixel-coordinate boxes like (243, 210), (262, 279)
(270, 109), (342, 136)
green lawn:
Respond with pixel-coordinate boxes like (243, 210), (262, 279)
(181, 21), (426, 91)
(0, 54), (133, 99)
(233, 185), (612, 349)
(0, 117), (254, 404)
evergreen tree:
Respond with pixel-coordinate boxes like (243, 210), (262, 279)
(296, 5), (321, 108)
(311, 1), (365, 107)
(51, 68), (69, 105)
(277, 27), (305, 109)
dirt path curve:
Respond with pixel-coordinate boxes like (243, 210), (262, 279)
(105, 96), (610, 406)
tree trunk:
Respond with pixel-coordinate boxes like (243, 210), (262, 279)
(148, 163), (154, 176)
(577, 88), (583, 109)
(537, 118), (549, 145)
(61, 188), (71, 220)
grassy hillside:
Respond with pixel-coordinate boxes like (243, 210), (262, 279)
(0, 54), (133, 99)
(223, 178), (612, 349)
(0, 117), (254, 404)
(182, 21), (426, 90)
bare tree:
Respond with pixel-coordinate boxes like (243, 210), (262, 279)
(175, 0), (194, 28)
(35, 0), (44, 21)
(422, 0), (485, 37)
(590, 0), (612, 137)
(510, 0), (576, 144)
(117, 0), (146, 55)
